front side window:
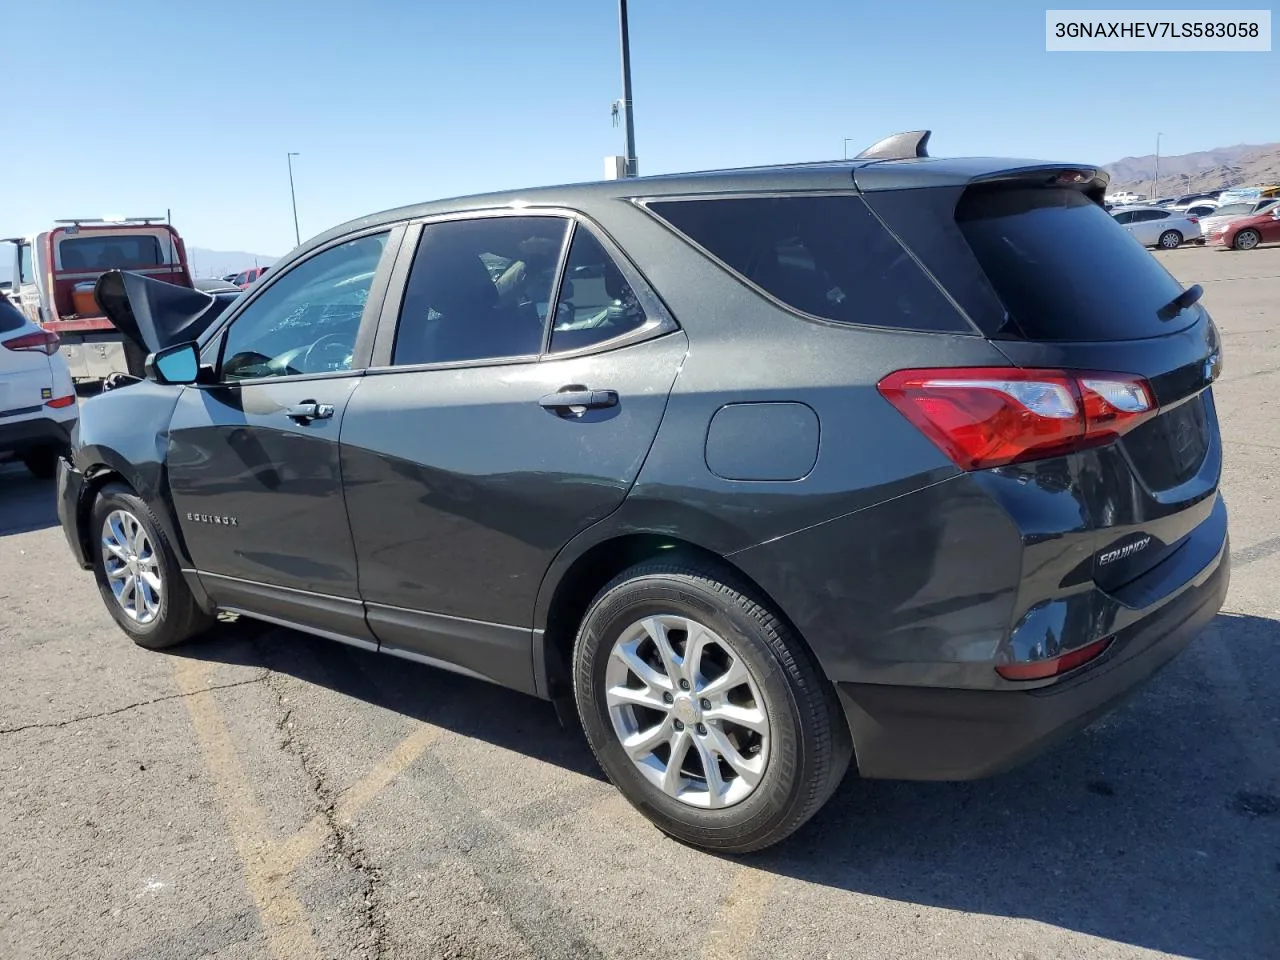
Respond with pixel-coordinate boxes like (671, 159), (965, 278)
(392, 216), (568, 366)
(548, 227), (647, 353)
(220, 232), (388, 382)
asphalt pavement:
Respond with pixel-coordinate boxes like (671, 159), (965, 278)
(1, 245), (1277, 960)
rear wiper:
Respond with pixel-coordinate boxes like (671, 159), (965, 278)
(1157, 283), (1203, 322)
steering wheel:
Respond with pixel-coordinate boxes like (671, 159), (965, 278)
(300, 333), (353, 373)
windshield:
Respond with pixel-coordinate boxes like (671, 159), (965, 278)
(956, 187), (1191, 342)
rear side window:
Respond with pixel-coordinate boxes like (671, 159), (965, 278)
(956, 187), (1188, 341)
(393, 216), (569, 366)
(646, 196), (969, 332)
(548, 227), (647, 354)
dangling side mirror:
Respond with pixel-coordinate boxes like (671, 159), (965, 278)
(145, 341), (200, 385)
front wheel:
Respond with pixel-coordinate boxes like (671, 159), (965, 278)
(1233, 229), (1261, 251)
(90, 483), (213, 649)
(572, 559), (852, 853)
(1158, 230), (1183, 249)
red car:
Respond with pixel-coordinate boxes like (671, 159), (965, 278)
(232, 266), (269, 289)
(1208, 206), (1280, 251)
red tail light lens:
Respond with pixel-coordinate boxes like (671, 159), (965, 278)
(996, 636), (1114, 681)
(877, 367), (1155, 470)
(45, 395), (76, 409)
(3, 330), (60, 356)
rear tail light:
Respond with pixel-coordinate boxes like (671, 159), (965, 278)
(996, 636), (1114, 681)
(877, 367), (1156, 470)
(3, 329), (60, 355)
(45, 395), (75, 409)
(1188, 216), (1199, 223)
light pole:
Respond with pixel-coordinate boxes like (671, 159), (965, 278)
(286, 152), (301, 247)
(618, 0), (637, 177)
(843, 138), (855, 159)
(1150, 133), (1162, 199)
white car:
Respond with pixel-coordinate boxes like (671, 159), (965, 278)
(1110, 205), (1202, 249)
(1196, 198), (1280, 238)
(0, 294), (76, 478)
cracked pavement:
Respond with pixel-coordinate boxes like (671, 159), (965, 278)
(1, 246), (1278, 959)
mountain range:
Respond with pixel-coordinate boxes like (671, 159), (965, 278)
(1102, 142), (1280, 197)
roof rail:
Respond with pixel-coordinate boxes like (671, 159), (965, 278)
(854, 130), (931, 161)
(53, 216), (168, 226)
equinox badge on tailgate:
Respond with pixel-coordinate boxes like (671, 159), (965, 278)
(1099, 536), (1151, 565)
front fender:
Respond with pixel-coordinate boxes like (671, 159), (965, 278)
(70, 381), (195, 570)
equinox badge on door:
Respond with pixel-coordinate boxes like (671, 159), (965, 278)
(186, 512), (239, 526)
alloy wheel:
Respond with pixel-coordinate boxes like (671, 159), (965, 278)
(604, 614), (770, 809)
(1236, 230), (1260, 250)
(101, 509), (163, 624)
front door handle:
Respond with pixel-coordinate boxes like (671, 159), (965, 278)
(539, 387), (619, 412)
(285, 400), (335, 423)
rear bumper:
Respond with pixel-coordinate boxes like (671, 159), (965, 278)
(839, 528), (1230, 781)
(0, 414), (75, 454)
(56, 457), (92, 569)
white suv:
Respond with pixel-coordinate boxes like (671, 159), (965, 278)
(0, 294), (76, 478)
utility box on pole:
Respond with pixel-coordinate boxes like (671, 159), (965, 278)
(604, 155), (627, 180)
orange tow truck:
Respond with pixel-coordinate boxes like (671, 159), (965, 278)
(6, 217), (194, 382)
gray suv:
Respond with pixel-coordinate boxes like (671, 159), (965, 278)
(57, 132), (1228, 852)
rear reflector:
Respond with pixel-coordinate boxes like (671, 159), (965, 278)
(996, 636), (1114, 681)
(877, 367), (1156, 470)
(45, 395), (75, 409)
(3, 329), (60, 355)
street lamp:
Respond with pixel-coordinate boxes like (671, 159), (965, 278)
(617, 0), (638, 177)
(286, 152), (301, 247)
(1150, 133), (1162, 199)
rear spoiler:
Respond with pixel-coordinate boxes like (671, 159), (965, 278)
(94, 270), (234, 355)
(853, 154), (1110, 204)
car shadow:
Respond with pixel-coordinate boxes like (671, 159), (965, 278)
(0, 462), (59, 535)
(182, 609), (1279, 958)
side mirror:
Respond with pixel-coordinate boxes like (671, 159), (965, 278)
(145, 341), (200, 385)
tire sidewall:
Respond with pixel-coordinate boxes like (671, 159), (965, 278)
(574, 572), (812, 842)
(90, 486), (183, 646)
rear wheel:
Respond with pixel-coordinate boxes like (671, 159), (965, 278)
(572, 559), (851, 853)
(90, 483), (213, 649)
(20, 446), (58, 480)
(1233, 229), (1261, 251)
(1158, 230), (1183, 249)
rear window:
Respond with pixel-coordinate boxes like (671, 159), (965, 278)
(0, 294), (25, 333)
(955, 187), (1189, 341)
(646, 195), (969, 332)
(1213, 203), (1253, 218)
(58, 234), (167, 271)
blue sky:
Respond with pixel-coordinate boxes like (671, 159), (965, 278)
(8, 0), (1278, 259)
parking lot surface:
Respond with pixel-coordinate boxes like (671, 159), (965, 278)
(2, 246), (1278, 960)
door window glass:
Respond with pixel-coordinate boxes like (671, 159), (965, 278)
(220, 232), (388, 382)
(547, 227), (647, 353)
(18, 244), (34, 283)
(392, 216), (567, 366)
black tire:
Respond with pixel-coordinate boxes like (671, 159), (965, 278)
(89, 483), (213, 649)
(1158, 230), (1183, 250)
(20, 446), (59, 480)
(572, 558), (852, 853)
(1233, 229), (1261, 251)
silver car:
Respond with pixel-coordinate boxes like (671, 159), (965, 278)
(1111, 205), (1202, 249)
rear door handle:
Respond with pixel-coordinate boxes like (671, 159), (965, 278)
(539, 388), (619, 411)
(285, 400), (335, 423)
